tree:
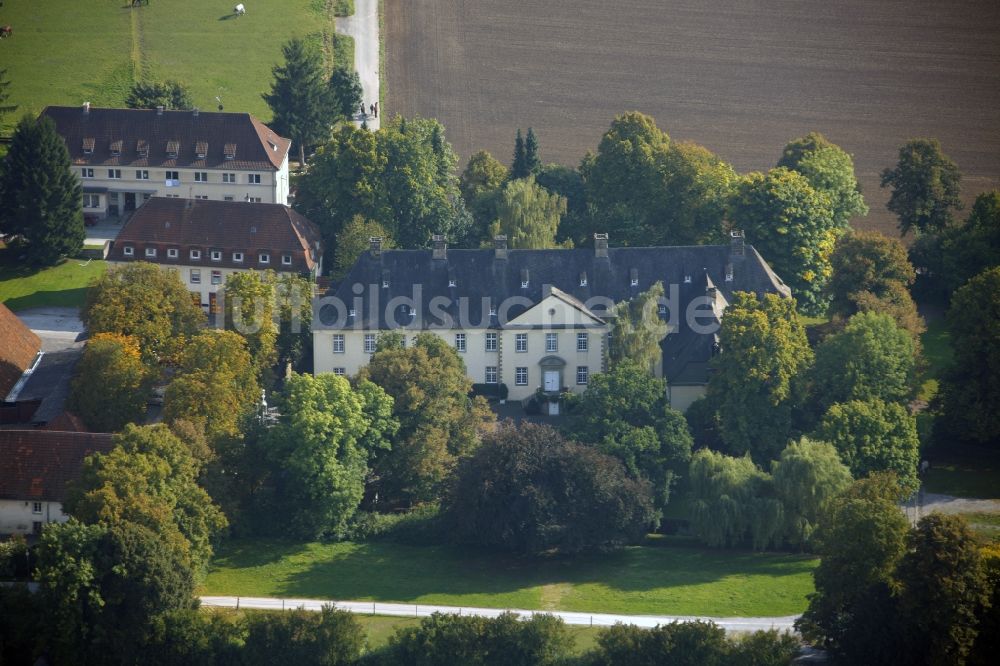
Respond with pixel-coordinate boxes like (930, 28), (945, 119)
(274, 272), (314, 371)
(125, 80), (193, 110)
(331, 216), (395, 280)
(778, 132), (868, 228)
(707, 292), (812, 463)
(491, 176), (566, 249)
(827, 230), (922, 337)
(83, 262), (203, 362)
(0, 69), (17, 123)
(535, 164), (589, 246)
(657, 140), (738, 245)
(0, 115), (84, 265)
(262, 373), (397, 538)
(796, 474), (910, 662)
(814, 399), (920, 493)
(590, 621), (772, 666)
(68, 333), (150, 432)
(524, 127), (541, 175)
(771, 438), (852, 549)
(66, 424), (228, 573)
(263, 38), (334, 166)
(810, 311), (916, 416)
(460, 150), (509, 242)
(728, 167), (838, 315)
(608, 281), (669, 374)
(937, 190), (1000, 295)
(163, 331), (260, 447)
(563, 359), (692, 508)
(881, 138), (962, 236)
(895, 514), (990, 666)
(328, 66), (363, 120)
(223, 270), (278, 372)
(687, 449), (783, 550)
(242, 606), (364, 666)
(938, 267), (1000, 445)
(511, 128), (529, 179)
(445, 422), (656, 554)
(360, 333), (492, 505)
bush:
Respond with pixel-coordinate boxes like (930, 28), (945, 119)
(341, 504), (444, 545)
(242, 606), (364, 666)
(0, 535), (30, 578)
(470, 383), (509, 400)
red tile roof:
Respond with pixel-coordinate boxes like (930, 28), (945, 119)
(106, 197), (322, 273)
(0, 304), (41, 399)
(0, 431), (114, 503)
(40, 106), (290, 171)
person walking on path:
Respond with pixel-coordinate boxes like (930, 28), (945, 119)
(373, 101), (378, 118)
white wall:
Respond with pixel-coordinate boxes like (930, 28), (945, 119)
(0, 500), (65, 535)
(668, 385), (706, 413)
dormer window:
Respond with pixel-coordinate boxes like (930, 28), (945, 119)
(167, 248), (178, 259)
(123, 246), (134, 256)
(211, 250), (222, 262)
(224, 143), (237, 160)
(145, 248), (157, 258)
(166, 140), (179, 158)
(579, 272), (588, 287)
(725, 263), (734, 282)
(489, 305), (497, 316)
(190, 249), (202, 260)
(281, 254), (292, 265)
(408, 307), (417, 318)
(233, 252), (244, 263)
(630, 268), (639, 287)
(683, 275), (692, 284)
(259, 253), (269, 264)
(195, 141), (208, 159)
(658, 304), (667, 316)
(448, 278), (457, 287)
(82, 138), (95, 155)
(137, 139), (149, 157)
(382, 270), (390, 288)
(109, 139), (122, 156)
(349, 308), (356, 317)
(520, 268), (529, 288)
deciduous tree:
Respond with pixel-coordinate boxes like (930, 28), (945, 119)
(881, 138), (962, 236)
(778, 132), (868, 228)
(771, 437), (852, 549)
(223, 270), (278, 373)
(0, 115), (84, 265)
(125, 80), (193, 110)
(658, 140), (738, 245)
(263, 38), (334, 166)
(460, 150), (509, 241)
(608, 281), (669, 374)
(491, 176), (566, 249)
(242, 606), (364, 666)
(68, 333), (150, 432)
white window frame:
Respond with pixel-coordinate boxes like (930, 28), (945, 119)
(211, 270), (222, 285)
(223, 173), (236, 183)
(248, 173), (262, 184)
(455, 333), (466, 352)
(485, 332), (498, 352)
(515, 367), (528, 386)
(136, 169), (149, 180)
(333, 367), (346, 376)
(145, 247), (157, 258)
(364, 334), (377, 354)
(190, 269), (201, 284)
(211, 251), (222, 262)
(259, 253), (269, 264)
(194, 172), (209, 182)
(515, 333), (527, 353)
(281, 254), (292, 266)
(82, 194), (100, 208)
(333, 334), (345, 353)
(167, 248), (178, 259)
(165, 170), (180, 181)
(190, 249), (202, 260)
(545, 333), (558, 353)
(485, 366), (498, 384)
(577, 333), (589, 352)
(576, 366), (589, 385)
(81, 168), (94, 178)
(123, 246), (134, 256)
(108, 168), (121, 179)
(32, 502), (43, 514)
(233, 252), (244, 263)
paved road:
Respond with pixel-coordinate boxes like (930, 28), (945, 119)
(199, 596), (798, 633)
(903, 490), (1000, 524)
(336, 0), (381, 131)
(15, 307), (85, 342)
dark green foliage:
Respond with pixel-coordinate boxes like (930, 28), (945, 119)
(589, 621), (729, 666)
(536, 163), (589, 246)
(0, 69), (17, 121)
(125, 80), (193, 110)
(778, 131), (868, 229)
(263, 38), (335, 165)
(445, 422), (657, 555)
(68, 333), (150, 433)
(328, 66), (363, 119)
(563, 359), (692, 508)
(683, 397), (724, 451)
(937, 267), (1000, 445)
(242, 606), (364, 666)
(933, 190), (1000, 297)
(378, 611), (571, 666)
(0, 115), (84, 264)
(730, 629), (802, 666)
(524, 127), (541, 175)
(142, 609), (244, 666)
(511, 128), (529, 179)
(0, 584), (43, 665)
(771, 438), (852, 550)
(881, 138), (963, 236)
(459, 150), (508, 243)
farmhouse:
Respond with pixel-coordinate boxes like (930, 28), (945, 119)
(313, 232), (790, 411)
(106, 197), (323, 312)
(41, 104), (292, 218)
(0, 430), (114, 536)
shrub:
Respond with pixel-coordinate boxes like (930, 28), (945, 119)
(0, 535), (30, 578)
(242, 606), (364, 666)
(341, 504), (443, 544)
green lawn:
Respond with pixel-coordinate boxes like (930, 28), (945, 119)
(917, 316), (952, 402)
(956, 512), (1000, 544)
(0, 249), (106, 310)
(1, 0), (344, 134)
(202, 539), (817, 617)
(924, 445), (1000, 499)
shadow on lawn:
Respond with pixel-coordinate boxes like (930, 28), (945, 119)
(3, 287), (90, 311)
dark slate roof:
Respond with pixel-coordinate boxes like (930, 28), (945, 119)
(107, 198), (322, 273)
(0, 304), (41, 399)
(40, 106), (290, 171)
(16, 348), (83, 425)
(0, 430), (114, 502)
(318, 242), (790, 385)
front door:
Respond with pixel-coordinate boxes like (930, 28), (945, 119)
(124, 192), (136, 211)
(544, 370), (560, 392)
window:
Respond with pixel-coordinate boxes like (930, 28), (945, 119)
(515, 333), (527, 352)
(684, 275), (692, 284)
(165, 170), (179, 181)
(136, 169), (149, 180)
(515, 367), (528, 386)
(485, 332), (498, 352)
(211, 270), (222, 285)
(576, 366), (589, 385)
(195, 195), (209, 200)
(333, 334), (345, 353)
(166, 194), (180, 198)
(521, 278), (529, 288)
(349, 308), (356, 317)
(190, 249), (202, 260)
(658, 304), (667, 316)
(246, 196), (262, 203)
(123, 246), (134, 256)
(545, 333), (558, 352)
(579, 273), (588, 287)
(82, 194), (100, 208)
(145, 247), (157, 258)
(32, 502), (42, 514)
(333, 367), (346, 376)
(364, 334), (376, 354)
(259, 253), (269, 264)
(194, 172), (209, 182)
(448, 278), (457, 287)
(233, 252), (244, 263)
(81, 168), (94, 178)
(248, 173), (262, 184)
(224, 196), (235, 201)
(489, 305), (497, 316)
(281, 255), (292, 265)
(577, 333), (589, 352)
(211, 250), (222, 262)
(190, 269), (201, 284)
(631, 276), (639, 286)
(485, 366), (498, 384)
(455, 333), (466, 352)
(108, 169), (121, 179)
(223, 173), (236, 183)
(167, 248), (178, 259)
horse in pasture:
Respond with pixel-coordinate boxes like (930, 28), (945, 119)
(234, 4), (246, 16)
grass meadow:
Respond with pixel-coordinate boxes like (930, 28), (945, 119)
(0, 247), (106, 310)
(0, 0), (344, 134)
(202, 538), (818, 618)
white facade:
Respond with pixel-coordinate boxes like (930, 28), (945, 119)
(0, 499), (65, 535)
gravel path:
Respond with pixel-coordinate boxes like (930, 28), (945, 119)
(902, 491), (1000, 524)
(336, 0), (381, 131)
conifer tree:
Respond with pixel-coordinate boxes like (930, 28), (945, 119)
(263, 38), (334, 166)
(511, 128), (528, 179)
(525, 127), (540, 175)
(0, 115), (84, 265)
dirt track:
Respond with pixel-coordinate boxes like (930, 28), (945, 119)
(385, 0), (1000, 237)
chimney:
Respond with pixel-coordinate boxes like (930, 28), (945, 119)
(193, 107), (199, 118)
(432, 234), (447, 260)
(594, 233), (609, 258)
(494, 234), (508, 260)
(82, 102), (90, 115)
(370, 236), (382, 257)
(730, 230), (745, 259)
(156, 105), (164, 116)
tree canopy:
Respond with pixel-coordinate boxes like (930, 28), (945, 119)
(608, 281), (669, 374)
(881, 138), (962, 236)
(331, 215), (396, 280)
(0, 115), (84, 265)
(778, 132), (868, 228)
(223, 270), (278, 373)
(328, 66), (363, 120)
(771, 437), (852, 549)
(460, 149), (509, 242)
(491, 175), (567, 249)
(125, 80), (193, 110)
(68, 333), (150, 432)
(263, 38), (335, 165)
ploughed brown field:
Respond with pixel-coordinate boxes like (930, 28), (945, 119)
(384, 0), (1000, 237)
